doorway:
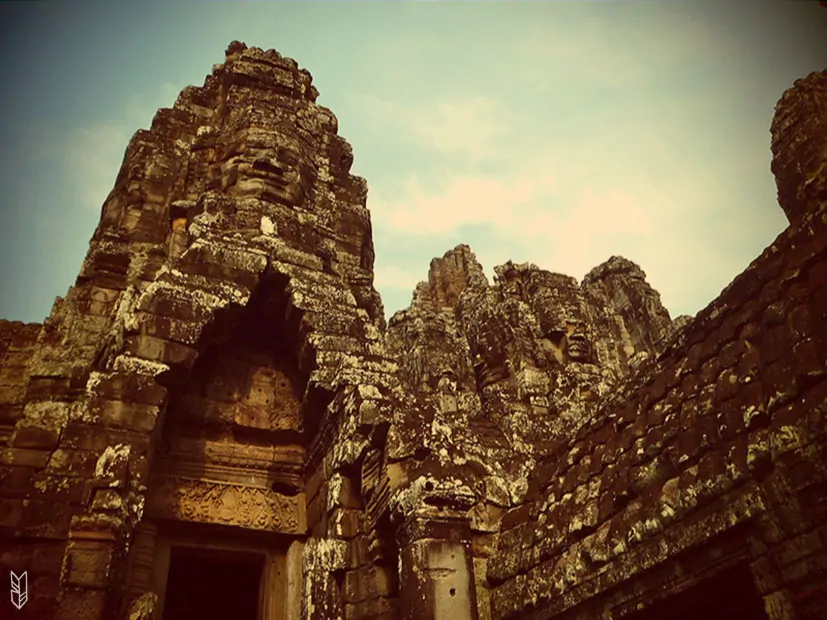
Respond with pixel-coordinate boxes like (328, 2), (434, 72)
(623, 565), (768, 620)
(161, 546), (264, 620)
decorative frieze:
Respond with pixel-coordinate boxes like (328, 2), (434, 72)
(146, 475), (306, 534)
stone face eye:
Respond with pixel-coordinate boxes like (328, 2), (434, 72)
(547, 329), (566, 345)
(278, 148), (299, 168)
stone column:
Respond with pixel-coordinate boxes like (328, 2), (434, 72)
(127, 521), (159, 602)
(285, 541), (304, 620)
(151, 538), (171, 618)
(56, 530), (118, 620)
(397, 516), (479, 620)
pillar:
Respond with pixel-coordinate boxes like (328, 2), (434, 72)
(126, 521), (159, 602)
(397, 516), (479, 620)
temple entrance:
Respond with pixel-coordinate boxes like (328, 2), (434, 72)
(624, 565), (768, 620)
(161, 546), (264, 620)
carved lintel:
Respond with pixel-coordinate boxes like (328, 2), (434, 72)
(146, 475), (306, 534)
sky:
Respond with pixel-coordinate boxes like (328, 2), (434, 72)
(0, 2), (825, 325)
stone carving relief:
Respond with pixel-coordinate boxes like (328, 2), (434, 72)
(166, 342), (302, 438)
(437, 370), (459, 414)
(469, 307), (512, 390)
(524, 271), (597, 366)
(564, 323), (592, 363)
(360, 448), (391, 527)
(235, 364), (302, 431)
(541, 320), (595, 365)
(220, 129), (317, 207)
(146, 475), (304, 534)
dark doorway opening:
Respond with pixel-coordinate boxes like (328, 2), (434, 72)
(162, 546), (263, 620)
(623, 565), (768, 620)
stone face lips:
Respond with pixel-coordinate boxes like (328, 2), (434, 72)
(0, 41), (825, 620)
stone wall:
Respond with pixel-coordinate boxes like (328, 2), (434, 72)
(771, 70), (827, 226)
(0, 320), (62, 619)
(0, 321), (41, 443)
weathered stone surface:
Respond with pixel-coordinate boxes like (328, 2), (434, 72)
(771, 69), (827, 225)
(0, 43), (825, 620)
(0, 321), (42, 441)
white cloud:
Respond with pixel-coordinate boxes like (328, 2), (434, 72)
(347, 92), (511, 161)
(374, 169), (558, 235)
(512, 30), (651, 88)
(62, 124), (130, 210)
(519, 187), (656, 241)
(373, 174), (659, 273)
(373, 263), (423, 291)
(47, 82), (183, 211)
(362, 90), (784, 319)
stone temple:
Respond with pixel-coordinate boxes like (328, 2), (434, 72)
(0, 41), (825, 620)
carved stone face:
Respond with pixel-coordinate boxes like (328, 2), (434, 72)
(414, 318), (471, 392)
(437, 370), (459, 413)
(525, 272), (596, 365)
(248, 145), (311, 205)
(472, 319), (510, 388)
(222, 137), (315, 207)
(499, 272), (523, 299)
(537, 320), (594, 365)
(530, 291), (579, 342)
(437, 370), (457, 394)
(565, 326), (592, 363)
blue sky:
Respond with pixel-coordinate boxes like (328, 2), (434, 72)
(1, 2), (825, 325)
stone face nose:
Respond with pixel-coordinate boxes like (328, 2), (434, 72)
(770, 68), (827, 225)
